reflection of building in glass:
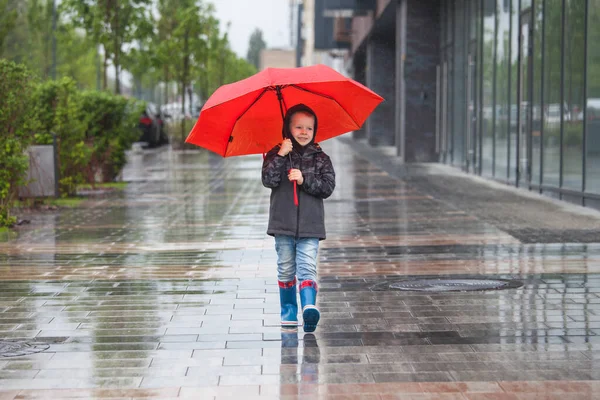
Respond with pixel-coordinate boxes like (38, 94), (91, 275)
(298, 0), (600, 210)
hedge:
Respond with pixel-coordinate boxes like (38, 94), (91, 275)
(0, 60), (146, 228)
(0, 60), (40, 227)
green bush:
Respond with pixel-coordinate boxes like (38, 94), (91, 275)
(78, 92), (143, 183)
(543, 122), (584, 147)
(564, 122), (584, 147)
(32, 78), (90, 196)
(0, 60), (41, 227)
(495, 120), (510, 139)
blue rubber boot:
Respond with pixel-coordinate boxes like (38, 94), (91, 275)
(300, 280), (320, 333)
(279, 278), (298, 328)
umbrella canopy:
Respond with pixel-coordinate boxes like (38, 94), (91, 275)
(185, 64), (383, 157)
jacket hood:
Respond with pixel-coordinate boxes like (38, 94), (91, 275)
(282, 103), (318, 153)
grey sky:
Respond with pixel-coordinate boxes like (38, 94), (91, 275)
(212, 0), (292, 59)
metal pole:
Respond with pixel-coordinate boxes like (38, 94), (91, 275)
(492, 1), (498, 177)
(516, 0), (522, 186)
(582, 0), (589, 205)
(507, 0), (513, 181)
(436, 65), (441, 154)
(559, 0), (566, 197)
(478, 0), (484, 176)
(539, 0), (545, 192)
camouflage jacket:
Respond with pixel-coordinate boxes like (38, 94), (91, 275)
(261, 143), (336, 240)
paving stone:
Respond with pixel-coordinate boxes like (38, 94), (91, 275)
(1, 139), (600, 396)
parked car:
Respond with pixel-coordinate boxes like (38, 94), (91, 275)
(138, 103), (169, 148)
(544, 103), (571, 125)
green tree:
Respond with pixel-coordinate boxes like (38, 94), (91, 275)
(0, 0), (18, 57)
(0, 60), (40, 227)
(156, 0), (179, 104)
(1, 0), (98, 88)
(121, 9), (157, 99)
(246, 28), (266, 70)
(25, 0), (54, 78)
(56, 26), (100, 90)
(61, 0), (152, 94)
(198, 19), (230, 102)
(155, 0), (218, 141)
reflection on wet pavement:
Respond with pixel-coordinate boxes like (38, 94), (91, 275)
(1, 139), (600, 398)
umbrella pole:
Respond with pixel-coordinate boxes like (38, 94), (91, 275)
(276, 86), (286, 125)
(276, 86), (298, 207)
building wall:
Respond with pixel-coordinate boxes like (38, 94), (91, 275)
(441, 0), (600, 209)
(366, 38), (396, 146)
(376, 0), (392, 17)
(346, 0), (600, 209)
(351, 14), (374, 54)
(260, 49), (296, 70)
(402, 0), (440, 161)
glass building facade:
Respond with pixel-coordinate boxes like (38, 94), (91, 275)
(439, 0), (600, 208)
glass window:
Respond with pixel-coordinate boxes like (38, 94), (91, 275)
(508, 0), (519, 182)
(495, 0), (511, 178)
(468, 0), (480, 172)
(447, 0), (454, 45)
(586, 0), (600, 194)
(562, 0), (584, 190)
(542, 0), (562, 188)
(453, 0), (466, 166)
(530, 0), (544, 186)
(470, 0), (477, 40)
(518, 4), (533, 187)
(482, 0), (497, 177)
(477, 0), (485, 173)
(441, 0), (446, 46)
(447, 48), (454, 162)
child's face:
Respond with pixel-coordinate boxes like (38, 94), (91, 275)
(289, 112), (315, 147)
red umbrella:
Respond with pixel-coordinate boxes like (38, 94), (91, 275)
(185, 64), (383, 157)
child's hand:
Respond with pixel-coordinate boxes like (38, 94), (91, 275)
(288, 169), (303, 185)
(278, 139), (293, 156)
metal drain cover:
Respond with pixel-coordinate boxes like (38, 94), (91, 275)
(0, 341), (50, 357)
(375, 278), (522, 292)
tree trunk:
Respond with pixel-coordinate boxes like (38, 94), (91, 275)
(114, 4), (121, 94)
(103, 46), (108, 90)
(201, 52), (209, 101)
(163, 65), (169, 104)
(103, 0), (110, 91)
(181, 30), (189, 145)
(219, 53), (225, 86)
(188, 85), (193, 117)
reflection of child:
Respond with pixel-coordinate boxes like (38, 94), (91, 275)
(262, 104), (336, 332)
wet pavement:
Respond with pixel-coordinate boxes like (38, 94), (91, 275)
(1, 138), (600, 399)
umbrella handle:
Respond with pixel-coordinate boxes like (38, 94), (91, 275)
(288, 169), (298, 206)
(293, 181), (298, 206)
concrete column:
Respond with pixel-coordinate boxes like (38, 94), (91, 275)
(396, 0), (406, 159)
(302, 0), (315, 66)
(400, 0), (440, 162)
(352, 53), (368, 140)
(366, 37), (396, 146)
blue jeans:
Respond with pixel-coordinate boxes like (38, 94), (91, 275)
(274, 235), (319, 283)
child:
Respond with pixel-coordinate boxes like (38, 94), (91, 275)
(262, 103), (336, 332)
